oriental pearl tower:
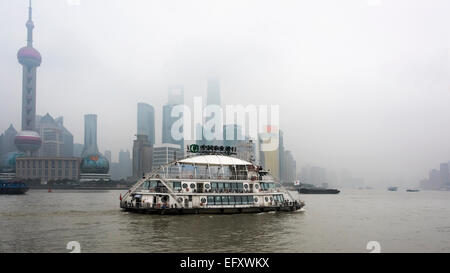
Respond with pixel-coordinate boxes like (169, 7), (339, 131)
(15, 0), (42, 155)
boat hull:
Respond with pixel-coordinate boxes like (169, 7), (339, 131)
(121, 203), (304, 215)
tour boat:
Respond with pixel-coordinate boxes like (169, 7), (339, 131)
(120, 146), (304, 214)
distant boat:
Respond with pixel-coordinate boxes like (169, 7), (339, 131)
(388, 187), (398, 191)
(406, 189), (420, 192)
(0, 180), (29, 195)
(298, 183), (340, 194)
(299, 188), (340, 194)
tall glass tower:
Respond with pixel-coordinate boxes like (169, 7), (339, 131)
(137, 103), (155, 145)
(162, 86), (184, 148)
(82, 114), (99, 156)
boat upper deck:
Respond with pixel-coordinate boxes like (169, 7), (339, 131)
(147, 154), (275, 182)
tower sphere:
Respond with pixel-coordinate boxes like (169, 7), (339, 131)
(14, 130), (42, 153)
(80, 153), (110, 174)
(18, 46), (41, 67)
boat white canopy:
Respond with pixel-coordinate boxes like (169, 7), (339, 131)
(177, 155), (253, 166)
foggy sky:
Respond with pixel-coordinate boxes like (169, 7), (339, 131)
(1, 0), (449, 187)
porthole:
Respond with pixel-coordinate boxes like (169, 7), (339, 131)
(205, 184), (210, 189)
(201, 198), (207, 203)
(270, 197), (273, 201)
(255, 184), (259, 189)
(244, 184), (249, 189)
(190, 183), (196, 189)
(182, 183), (188, 188)
(254, 197), (258, 203)
(265, 197), (269, 202)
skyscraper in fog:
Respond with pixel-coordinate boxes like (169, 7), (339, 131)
(199, 78), (222, 145)
(119, 149), (132, 179)
(137, 103), (155, 145)
(80, 114), (110, 180)
(132, 135), (153, 178)
(82, 114), (98, 156)
(440, 163), (449, 187)
(35, 114), (74, 157)
(206, 78), (221, 106)
(0, 125), (18, 157)
(162, 86), (184, 148)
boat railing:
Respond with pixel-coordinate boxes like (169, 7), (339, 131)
(153, 173), (249, 181)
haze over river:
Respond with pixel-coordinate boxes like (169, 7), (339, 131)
(1, 189), (449, 253)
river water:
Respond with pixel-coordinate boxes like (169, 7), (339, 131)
(1, 189), (449, 253)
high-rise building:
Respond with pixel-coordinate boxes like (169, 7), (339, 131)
(259, 125), (280, 180)
(206, 78), (221, 106)
(429, 169), (441, 190)
(119, 149), (132, 179)
(132, 135), (153, 178)
(104, 150), (112, 164)
(278, 130), (285, 182)
(152, 144), (183, 170)
(137, 103), (155, 145)
(168, 85), (184, 105)
(199, 79), (222, 146)
(223, 124), (244, 147)
(282, 150), (297, 184)
(35, 114), (74, 157)
(15, 2), (42, 155)
(82, 114), (98, 157)
(162, 86), (184, 148)
(0, 125), (18, 157)
(73, 143), (84, 157)
(440, 163), (450, 188)
(80, 114), (109, 181)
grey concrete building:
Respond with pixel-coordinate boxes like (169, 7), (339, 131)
(152, 143), (183, 170)
(137, 103), (155, 145)
(16, 157), (81, 182)
(132, 135), (153, 178)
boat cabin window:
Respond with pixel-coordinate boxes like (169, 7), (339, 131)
(207, 196), (214, 204)
(211, 182), (217, 190)
(205, 195), (254, 205)
(221, 196), (229, 205)
(242, 196), (248, 204)
(172, 181), (181, 190)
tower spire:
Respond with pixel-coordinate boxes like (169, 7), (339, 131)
(26, 0), (34, 46)
(29, 0), (32, 20)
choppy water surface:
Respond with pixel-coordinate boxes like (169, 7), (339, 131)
(1, 189), (450, 253)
